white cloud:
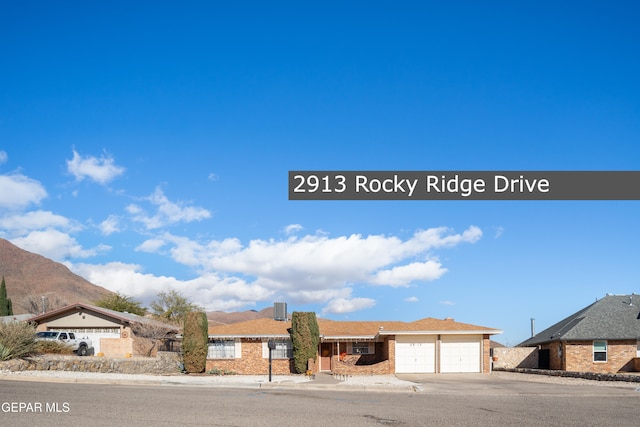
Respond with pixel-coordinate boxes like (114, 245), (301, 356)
(136, 238), (166, 253)
(405, 296), (419, 302)
(117, 225), (482, 314)
(10, 229), (110, 261)
(24, 223), (481, 315)
(283, 224), (303, 235)
(128, 187), (211, 229)
(439, 300), (456, 306)
(99, 215), (121, 236)
(494, 226), (504, 238)
(0, 210), (75, 235)
(370, 260), (447, 287)
(204, 226), (480, 291)
(322, 296), (376, 315)
(71, 262), (272, 312)
(66, 149), (125, 185)
(0, 174), (47, 210)
(0, 151), (7, 164)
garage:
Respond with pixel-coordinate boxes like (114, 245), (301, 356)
(49, 327), (121, 354)
(440, 335), (482, 373)
(395, 335), (436, 373)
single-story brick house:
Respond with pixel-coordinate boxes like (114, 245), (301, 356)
(207, 315), (501, 375)
(518, 294), (640, 373)
(28, 302), (179, 357)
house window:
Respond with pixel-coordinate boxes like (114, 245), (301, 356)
(593, 340), (607, 362)
(268, 340), (292, 359)
(350, 342), (374, 355)
(208, 339), (235, 359)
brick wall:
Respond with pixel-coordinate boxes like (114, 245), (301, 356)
(483, 336), (491, 373)
(564, 340), (637, 373)
(387, 337), (396, 373)
(205, 340), (294, 375)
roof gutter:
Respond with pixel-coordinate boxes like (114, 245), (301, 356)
(378, 329), (503, 336)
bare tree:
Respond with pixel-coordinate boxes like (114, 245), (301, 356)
(130, 320), (178, 357)
(24, 295), (68, 315)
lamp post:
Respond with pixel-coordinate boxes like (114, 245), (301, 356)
(267, 340), (275, 382)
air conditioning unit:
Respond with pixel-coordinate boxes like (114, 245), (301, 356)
(273, 302), (287, 321)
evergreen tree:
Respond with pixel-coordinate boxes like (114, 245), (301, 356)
(290, 312), (320, 373)
(182, 311), (208, 373)
(0, 277), (12, 316)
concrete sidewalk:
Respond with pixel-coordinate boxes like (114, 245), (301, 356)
(0, 369), (418, 392)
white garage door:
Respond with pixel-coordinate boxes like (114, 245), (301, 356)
(440, 335), (482, 373)
(51, 327), (121, 354)
(395, 335), (436, 373)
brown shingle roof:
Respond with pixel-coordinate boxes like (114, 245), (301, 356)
(319, 317), (499, 338)
(208, 316), (501, 338)
(208, 317), (291, 336)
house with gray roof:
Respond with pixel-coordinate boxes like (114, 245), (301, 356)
(518, 294), (640, 373)
(29, 302), (179, 357)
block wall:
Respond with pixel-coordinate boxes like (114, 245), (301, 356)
(492, 347), (538, 369)
(100, 338), (134, 357)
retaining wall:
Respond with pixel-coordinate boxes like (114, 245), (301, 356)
(0, 352), (182, 375)
(495, 367), (640, 383)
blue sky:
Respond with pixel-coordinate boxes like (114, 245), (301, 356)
(1, 2), (638, 345)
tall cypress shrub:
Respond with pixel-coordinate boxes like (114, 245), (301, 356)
(290, 312), (319, 373)
(182, 311), (208, 373)
(0, 277), (12, 316)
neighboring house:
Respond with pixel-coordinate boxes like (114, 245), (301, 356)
(28, 302), (179, 357)
(207, 315), (502, 375)
(518, 294), (640, 373)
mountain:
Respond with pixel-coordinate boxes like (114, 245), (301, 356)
(207, 307), (275, 325)
(0, 238), (113, 314)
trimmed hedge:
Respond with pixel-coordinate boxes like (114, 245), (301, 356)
(290, 312), (319, 373)
(182, 311), (208, 373)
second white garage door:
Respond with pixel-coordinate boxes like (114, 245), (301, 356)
(440, 335), (482, 373)
(395, 335), (436, 373)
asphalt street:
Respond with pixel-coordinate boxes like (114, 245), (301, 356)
(1, 373), (639, 426)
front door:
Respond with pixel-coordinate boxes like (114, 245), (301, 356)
(320, 343), (332, 371)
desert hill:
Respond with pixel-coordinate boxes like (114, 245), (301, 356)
(0, 237), (278, 322)
(207, 306), (274, 325)
(0, 238), (113, 314)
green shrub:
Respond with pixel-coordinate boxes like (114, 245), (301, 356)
(0, 321), (37, 361)
(206, 368), (237, 376)
(182, 311), (208, 373)
(290, 312), (319, 374)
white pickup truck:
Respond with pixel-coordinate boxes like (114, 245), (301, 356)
(35, 331), (93, 356)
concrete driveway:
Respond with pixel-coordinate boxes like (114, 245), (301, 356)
(396, 371), (640, 396)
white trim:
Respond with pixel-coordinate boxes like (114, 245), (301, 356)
(208, 334), (290, 339)
(379, 330), (501, 336)
(234, 339), (242, 359)
(593, 340), (607, 362)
